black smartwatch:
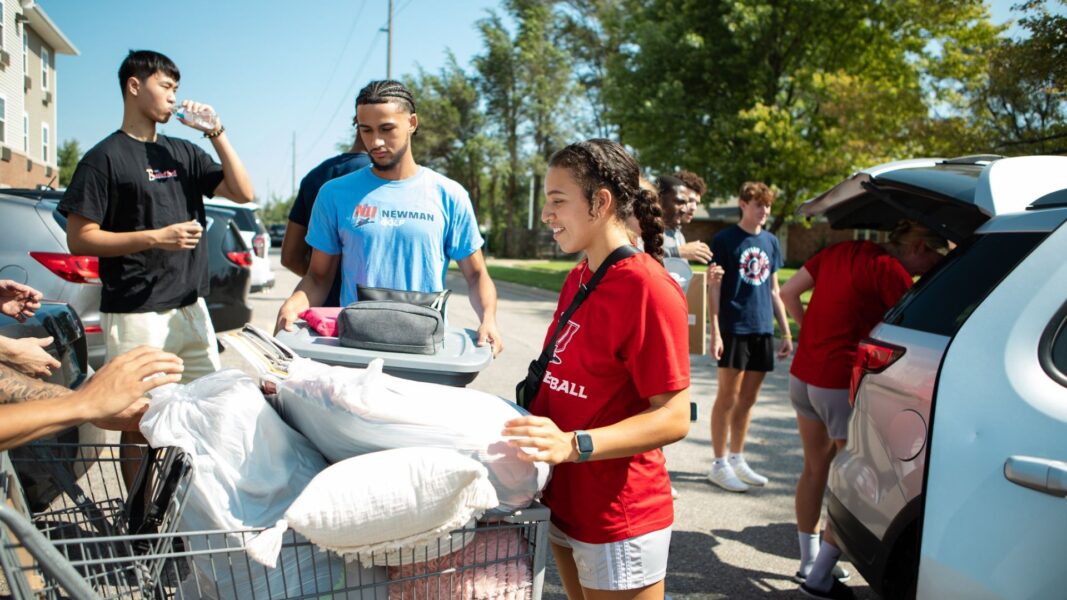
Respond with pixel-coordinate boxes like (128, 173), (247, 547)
(574, 430), (593, 462)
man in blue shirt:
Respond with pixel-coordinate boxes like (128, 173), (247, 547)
(280, 123), (371, 306)
(707, 182), (793, 492)
(275, 80), (503, 355)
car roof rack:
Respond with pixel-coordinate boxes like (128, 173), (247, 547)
(938, 154), (1003, 166)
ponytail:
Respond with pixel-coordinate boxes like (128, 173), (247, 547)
(634, 187), (665, 263)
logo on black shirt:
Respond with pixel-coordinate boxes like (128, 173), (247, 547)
(146, 168), (178, 181)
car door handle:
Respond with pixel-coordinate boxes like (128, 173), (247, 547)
(1004, 456), (1067, 498)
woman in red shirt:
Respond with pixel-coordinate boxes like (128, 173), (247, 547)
(780, 221), (947, 600)
(503, 139), (691, 600)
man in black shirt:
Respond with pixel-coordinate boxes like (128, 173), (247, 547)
(60, 50), (252, 432)
(281, 125), (370, 306)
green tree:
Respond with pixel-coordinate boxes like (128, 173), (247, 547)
(58, 139), (81, 188)
(260, 192), (295, 225)
(969, 0), (1067, 154)
(598, 0), (1001, 231)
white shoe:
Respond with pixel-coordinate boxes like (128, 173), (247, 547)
(708, 462), (749, 492)
(729, 458), (769, 487)
(671, 486), (679, 499)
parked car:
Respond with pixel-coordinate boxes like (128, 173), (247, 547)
(0, 189), (252, 367)
(268, 223), (287, 247)
(204, 199), (275, 293)
(1, 301), (103, 511)
(799, 155), (1067, 598)
(202, 205), (254, 333)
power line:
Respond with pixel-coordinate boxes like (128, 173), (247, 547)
(298, 0), (417, 163)
(299, 0), (369, 135)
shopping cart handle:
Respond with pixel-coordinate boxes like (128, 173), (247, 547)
(0, 503), (101, 600)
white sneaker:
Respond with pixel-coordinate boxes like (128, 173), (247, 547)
(671, 486), (679, 499)
(730, 458), (769, 487)
(708, 462), (749, 492)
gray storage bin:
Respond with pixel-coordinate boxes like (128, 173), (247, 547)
(275, 322), (492, 387)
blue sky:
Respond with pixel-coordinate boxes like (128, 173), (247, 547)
(44, 0), (1024, 203)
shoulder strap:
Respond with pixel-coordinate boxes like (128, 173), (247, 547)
(530, 245), (639, 374)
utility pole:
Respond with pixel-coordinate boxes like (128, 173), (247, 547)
(386, 0), (393, 79)
(291, 132), (296, 199)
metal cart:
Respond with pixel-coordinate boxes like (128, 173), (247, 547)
(1, 443), (550, 599)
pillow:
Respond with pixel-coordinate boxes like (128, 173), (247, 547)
(247, 447), (498, 569)
(274, 358), (549, 513)
(141, 370), (340, 598)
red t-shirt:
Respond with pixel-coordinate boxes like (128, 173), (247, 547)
(790, 241), (913, 388)
(530, 252), (690, 544)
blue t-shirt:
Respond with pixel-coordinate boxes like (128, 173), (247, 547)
(711, 225), (783, 335)
(289, 152), (371, 306)
(306, 166), (484, 306)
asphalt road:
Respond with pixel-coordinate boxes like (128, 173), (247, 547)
(228, 250), (876, 600)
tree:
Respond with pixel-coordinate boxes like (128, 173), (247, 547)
(260, 192), (295, 225)
(597, 0), (1001, 231)
(968, 0), (1067, 154)
(58, 139), (81, 188)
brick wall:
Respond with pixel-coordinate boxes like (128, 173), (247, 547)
(0, 149), (53, 188)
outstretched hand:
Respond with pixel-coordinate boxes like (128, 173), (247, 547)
(502, 415), (575, 465)
(77, 346), (184, 431)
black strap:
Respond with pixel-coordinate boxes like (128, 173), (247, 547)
(517, 245), (639, 408)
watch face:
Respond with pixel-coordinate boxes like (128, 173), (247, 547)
(577, 432), (594, 454)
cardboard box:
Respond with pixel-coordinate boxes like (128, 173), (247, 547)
(687, 271), (708, 355)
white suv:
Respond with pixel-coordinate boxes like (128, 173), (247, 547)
(799, 155), (1067, 599)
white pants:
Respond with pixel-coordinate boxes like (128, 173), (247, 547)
(102, 298), (220, 384)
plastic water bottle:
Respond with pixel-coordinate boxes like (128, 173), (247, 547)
(173, 104), (218, 130)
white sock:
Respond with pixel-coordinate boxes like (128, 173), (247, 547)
(728, 452), (745, 464)
(797, 531), (820, 576)
(806, 541), (841, 592)
(713, 456), (728, 467)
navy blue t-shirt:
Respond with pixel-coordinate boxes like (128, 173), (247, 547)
(711, 225), (783, 335)
(289, 152), (371, 306)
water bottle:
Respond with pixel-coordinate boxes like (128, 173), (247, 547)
(173, 103), (218, 130)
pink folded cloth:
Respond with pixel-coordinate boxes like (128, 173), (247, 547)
(387, 528), (533, 600)
(299, 307), (342, 337)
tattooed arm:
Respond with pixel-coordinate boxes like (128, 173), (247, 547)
(0, 361), (69, 404)
(0, 347), (185, 451)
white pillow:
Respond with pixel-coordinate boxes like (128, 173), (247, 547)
(247, 447), (498, 568)
(275, 358), (549, 513)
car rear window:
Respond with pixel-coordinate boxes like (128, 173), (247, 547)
(884, 231), (1048, 337)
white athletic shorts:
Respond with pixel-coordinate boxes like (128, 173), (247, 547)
(102, 297), (220, 384)
(548, 523), (671, 591)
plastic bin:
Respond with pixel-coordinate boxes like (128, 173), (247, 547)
(275, 322), (493, 387)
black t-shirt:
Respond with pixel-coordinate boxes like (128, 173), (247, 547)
(289, 151), (370, 306)
(59, 131), (225, 313)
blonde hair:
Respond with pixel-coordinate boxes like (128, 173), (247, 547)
(888, 221), (948, 254)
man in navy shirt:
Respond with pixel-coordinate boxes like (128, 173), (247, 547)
(707, 182), (793, 493)
(281, 121), (371, 307)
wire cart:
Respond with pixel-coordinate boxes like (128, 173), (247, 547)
(1, 443), (550, 599)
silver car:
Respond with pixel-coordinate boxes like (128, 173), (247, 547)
(0, 189), (106, 368)
(799, 155), (1067, 599)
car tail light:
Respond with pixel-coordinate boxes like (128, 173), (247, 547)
(84, 324), (103, 334)
(849, 338), (906, 407)
(226, 250), (253, 268)
(252, 233), (267, 258)
(30, 252), (101, 284)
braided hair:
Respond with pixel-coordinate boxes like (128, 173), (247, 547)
(548, 139), (665, 262)
(356, 80), (418, 136)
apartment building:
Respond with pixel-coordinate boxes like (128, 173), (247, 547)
(0, 0), (77, 188)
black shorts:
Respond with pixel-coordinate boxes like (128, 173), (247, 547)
(718, 333), (775, 372)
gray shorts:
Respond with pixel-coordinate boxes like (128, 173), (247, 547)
(548, 523), (671, 591)
(789, 375), (852, 440)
